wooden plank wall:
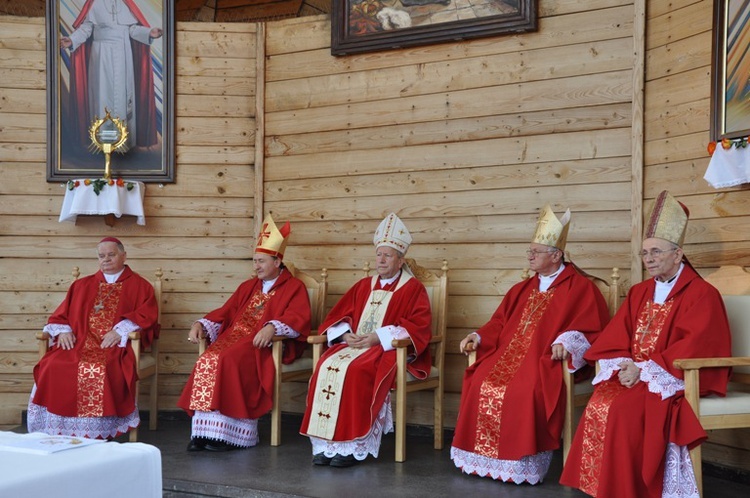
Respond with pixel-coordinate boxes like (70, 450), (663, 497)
(0, 16), (258, 423)
(264, 1), (636, 425)
(644, 0), (750, 472)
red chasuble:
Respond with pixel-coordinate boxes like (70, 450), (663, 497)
(452, 264), (609, 461)
(560, 264), (731, 498)
(32, 266), (158, 418)
(178, 269), (311, 420)
(300, 273), (432, 441)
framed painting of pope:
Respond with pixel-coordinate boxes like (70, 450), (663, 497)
(46, 0), (174, 182)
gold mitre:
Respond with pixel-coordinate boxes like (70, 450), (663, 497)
(373, 212), (412, 254)
(255, 214), (291, 259)
(645, 190), (689, 246)
(531, 204), (571, 251)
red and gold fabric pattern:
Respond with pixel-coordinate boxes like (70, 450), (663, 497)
(77, 282), (122, 417)
(632, 300), (673, 361)
(188, 290), (271, 411)
(474, 289), (555, 458)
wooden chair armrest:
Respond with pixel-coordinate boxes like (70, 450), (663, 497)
(392, 338), (412, 348)
(673, 356), (750, 370)
(308, 335), (328, 344)
(36, 331), (50, 341)
(127, 331), (142, 341)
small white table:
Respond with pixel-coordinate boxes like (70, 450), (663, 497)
(0, 432), (162, 498)
(59, 179), (146, 226)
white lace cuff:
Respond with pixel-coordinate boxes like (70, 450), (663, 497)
(43, 323), (73, 337)
(592, 357), (632, 384)
(267, 320), (300, 339)
(113, 319), (140, 348)
(638, 360), (684, 400)
(376, 325), (410, 352)
(197, 319), (221, 344)
(552, 331), (590, 372)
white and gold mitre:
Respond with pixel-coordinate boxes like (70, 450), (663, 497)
(255, 214), (291, 259)
(373, 212), (412, 253)
(645, 190), (689, 247)
(531, 204), (571, 251)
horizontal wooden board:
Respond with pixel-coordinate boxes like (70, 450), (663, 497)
(266, 103), (632, 157)
(643, 97), (709, 142)
(176, 30), (256, 59)
(266, 38), (634, 113)
(176, 55), (257, 78)
(176, 116), (255, 146)
(266, 70), (633, 135)
(645, 30), (711, 82)
(0, 16), (44, 51)
(281, 211), (633, 246)
(0, 112), (45, 143)
(176, 94), (255, 118)
(265, 128), (632, 181)
(266, 156), (631, 202)
(645, 0), (711, 51)
(176, 75), (255, 97)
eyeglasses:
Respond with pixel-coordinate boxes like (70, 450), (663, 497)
(526, 249), (557, 257)
(640, 248), (677, 259)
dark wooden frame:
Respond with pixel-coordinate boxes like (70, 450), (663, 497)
(46, 0), (174, 182)
(711, 0), (750, 141)
(331, 0), (537, 56)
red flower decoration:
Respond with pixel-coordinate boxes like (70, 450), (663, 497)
(721, 137), (733, 150)
(116, 178), (124, 187)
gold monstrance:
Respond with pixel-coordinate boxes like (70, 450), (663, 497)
(88, 108), (128, 180)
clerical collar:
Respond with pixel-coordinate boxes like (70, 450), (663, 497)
(653, 263), (684, 304)
(103, 269), (124, 284)
(379, 270), (401, 287)
(538, 263), (565, 292)
(262, 269), (282, 294)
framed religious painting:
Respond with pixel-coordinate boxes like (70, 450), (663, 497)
(711, 0), (750, 140)
(46, 0), (175, 182)
(331, 0), (537, 56)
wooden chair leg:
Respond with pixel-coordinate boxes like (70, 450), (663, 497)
(395, 347), (407, 462)
(434, 381), (443, 450)
(562, 366), (574, 464)
(691, 445), (702, 497)
(149, 371), (158, 430)
(271, 340), (283, 447)
(129, 379), (140, 442)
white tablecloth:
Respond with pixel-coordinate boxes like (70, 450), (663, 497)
(704, 146), (750, 188)
(59, 180), (146, 225)
(0, 432), (161, 498)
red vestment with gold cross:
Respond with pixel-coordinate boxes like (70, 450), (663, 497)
(32, 266), (158, 418)
(300, 274), (432, 441)
(178, 269), (311, 420)
(452, 264), (609, 462)
(560, 264), (731, 497)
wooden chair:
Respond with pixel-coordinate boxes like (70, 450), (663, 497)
(37, 267), (162, 442)
(673, 265), (750, 496)
(198, 263), (328, 447)
(308, 259), (449, 462)
(466, 266), (622, 464)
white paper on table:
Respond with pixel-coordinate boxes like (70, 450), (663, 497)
(0, 431), (107, 455)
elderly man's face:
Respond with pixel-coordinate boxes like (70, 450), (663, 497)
(253, 253), (282, 281)
(375, 246), (404, 279)
(526, 242), (561, 277)
(97, 242), (126, 275)
(641, 237), (682, 282)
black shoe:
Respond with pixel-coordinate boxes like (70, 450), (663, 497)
(330, 454), (359, 468)
(187, 438), (207, 452)
(312, 453), (333, 466)
(204, 440), (236, 452)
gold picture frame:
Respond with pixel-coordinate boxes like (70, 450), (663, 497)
(711, 0), (750, 140)
(46, 0), (174, 182)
